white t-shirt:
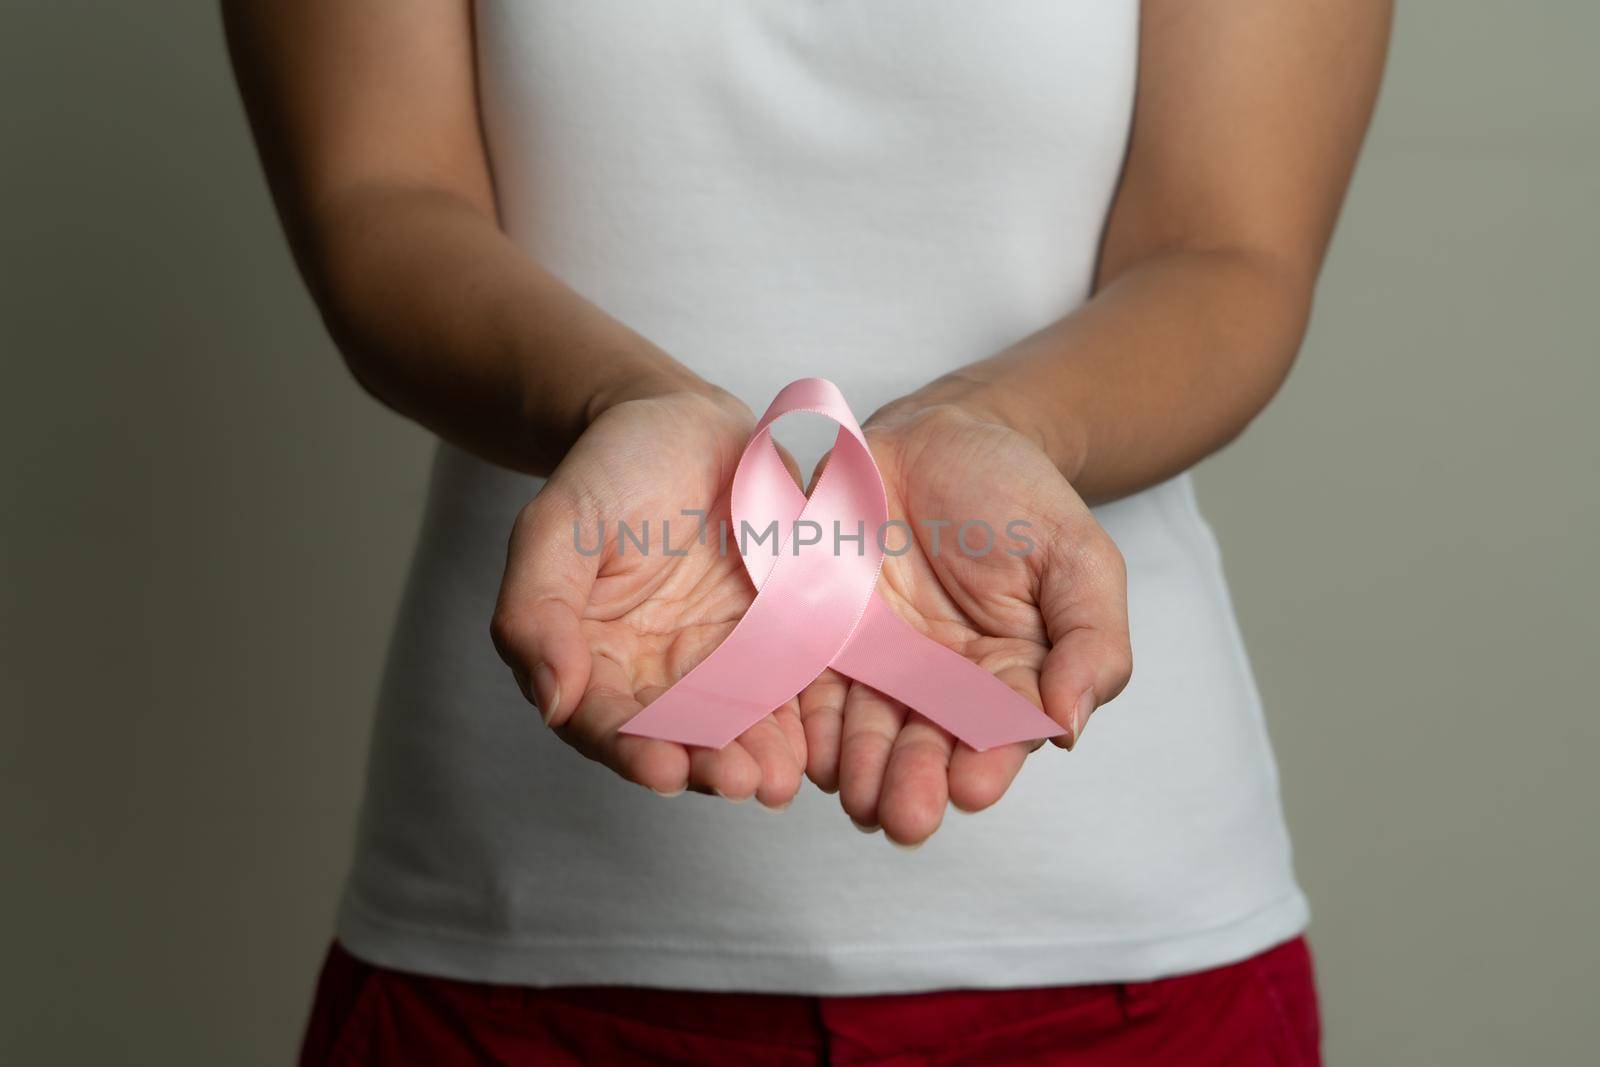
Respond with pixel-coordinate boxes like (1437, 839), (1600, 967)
(335, 0), (1309, 993)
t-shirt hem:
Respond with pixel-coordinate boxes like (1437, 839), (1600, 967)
(333, 888), (1312, 995)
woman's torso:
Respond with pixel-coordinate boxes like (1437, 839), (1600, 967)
(335, 0), (1308, 992)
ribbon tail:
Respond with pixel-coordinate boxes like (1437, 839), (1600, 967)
(831, 596), (1066, 752)
(617, 682), (777, 750)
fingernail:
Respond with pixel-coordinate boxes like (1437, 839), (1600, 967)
(533, 663), (559, 725)
(650, 786), (685, 798)
(888, 837), (923, 852)
(1070, 688), (1096, 750)
(851, 819), (878, 834)
(763, 799), (793, 813)
(714, 789), (749, 804)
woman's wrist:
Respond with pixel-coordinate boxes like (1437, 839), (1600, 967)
(870, 373), (1091, 484)
(577, 350), (748, 430)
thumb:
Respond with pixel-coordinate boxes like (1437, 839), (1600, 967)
(1036, 520), (1133, 749)
(804, 448), (834, 494)
(490, 482), (598, 728)
(771, 441), (805, 491)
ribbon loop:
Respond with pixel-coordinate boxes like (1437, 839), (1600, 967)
(619, 379), (1064, 751)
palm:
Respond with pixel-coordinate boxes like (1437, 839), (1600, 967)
(875, 415), (1061, 691)
(799, 405), (1129, 844)
(493, 393), (807, 807)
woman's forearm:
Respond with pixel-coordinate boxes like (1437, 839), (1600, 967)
(883, 247), (1311, 505)
(302, 183), (727, 476)
(880, 0), (1388, 504)
(223, 0), (731, 477)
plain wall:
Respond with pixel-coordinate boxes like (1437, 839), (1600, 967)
(2, 3), (1595, 1063)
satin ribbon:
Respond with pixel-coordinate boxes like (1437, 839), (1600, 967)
(619, 378), (1064, 752)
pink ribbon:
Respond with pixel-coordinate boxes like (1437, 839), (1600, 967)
(619, 378), (1065, 752)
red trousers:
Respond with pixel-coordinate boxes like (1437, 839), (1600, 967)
(301, 937), (1320, 1066)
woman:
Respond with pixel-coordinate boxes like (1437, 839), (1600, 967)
(225, 1), (1389, 1063)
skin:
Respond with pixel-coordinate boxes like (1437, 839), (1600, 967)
(224, 0), (1391, 842)
(490, 390), (813, 805)
(799, 406), (1131, 844)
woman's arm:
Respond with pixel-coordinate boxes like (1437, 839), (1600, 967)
(877, 0), (1393, 504)
(227, 1), (811, 801)
(221, 0), (734, 476)
(818, 0), (1392, 842)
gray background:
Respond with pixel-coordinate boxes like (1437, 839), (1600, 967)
(3, 3), (1595, 1064)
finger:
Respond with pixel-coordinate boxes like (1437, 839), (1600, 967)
(490, 484), (598, 728)
(838, 683), (907, 830)
(686, 742), (763, 804)
(797, 670), (850, 792)
(876, 714), (955, 846)
(561, 659), (691, 795)
(948, 664), (1038, 812)
(735, 714), (805, 810)
(632, 683), (763, 803)
(1038, 523), (1134, 749)
(771, 697), (809, 775)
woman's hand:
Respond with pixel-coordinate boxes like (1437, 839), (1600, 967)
(799, 402), (1132, 845)
(491, 390), (808, 809)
